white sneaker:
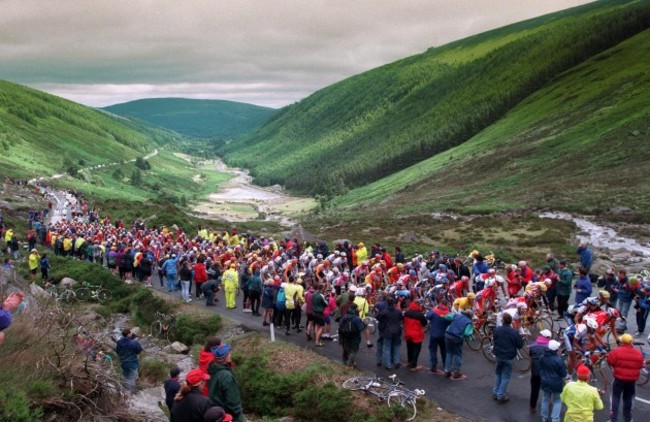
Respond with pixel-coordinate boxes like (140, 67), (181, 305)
(186, 299), (192, 303)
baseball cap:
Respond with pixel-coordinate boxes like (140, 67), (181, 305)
(211, 343), (232, 358)
(186, 368), (210, 384)
(203, 407), (233, 422)
(620, 333), (633, 344)
(539, 329), (552, 338)
(548, 340), (561, 351)
(576, 365), (591, 380)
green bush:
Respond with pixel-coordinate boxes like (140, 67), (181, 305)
(174, 313), (223, 346)
(293, 382), (354, 422)
(130, 287), (173, 328)
(0, 387), (43, 422)
(139, 358), (176, 386)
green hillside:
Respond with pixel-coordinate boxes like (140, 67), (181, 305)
(218, 0), (650, 196)
(104, 98), (277, 139)
(331, 28), (650, 215)
(0, 80), (183, 179)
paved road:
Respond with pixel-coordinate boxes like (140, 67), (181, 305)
(149, 282), (650, 421)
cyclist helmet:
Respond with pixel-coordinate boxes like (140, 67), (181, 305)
(585, 317), (598, 330)
(598, 290), (611, 299)
(362, 260), (369, 266)
(466, 292), (476, 300)
(485, 279), (496, 288)
(516, 302), (528, 311)
(607, 307), (620, 320)
(397, 263), (404, 269)
(576, 323), (587, 335)
(586, 297), (600, 306)
(409, 270), (417, 276)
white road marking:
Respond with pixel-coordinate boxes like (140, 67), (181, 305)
(635, 396), (650, 405)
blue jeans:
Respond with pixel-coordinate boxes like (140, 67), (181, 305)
(444, 335), (463, 374)
(166, 273), (177, 291)
(375, 336), (384, 365)
(610, 378), (635, 422)
(428, 336), (446, 369)
(541, 390), (562, 422)
(619, 300), (632, 321)
(121, 364), (139, 393)
(492, 359), (513, 400)
(181, 280), (190, 301)
(383, 335), (401, 369)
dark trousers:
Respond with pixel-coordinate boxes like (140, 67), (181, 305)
(203, 286), (215, 305)
(636, 307), (649, 333)
(249, 291), (261, 315)
(546, 288), (556, 312)
(428, 336), (446, 369)
(530, 374), (541, 408)
(284, 308), (300, 332)
(556, 295), (570, 318)
(610, 378), (635, 422)
(406, 340), (422, 368)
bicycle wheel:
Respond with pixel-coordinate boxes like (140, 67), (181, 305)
(96, 289), (111, 302)
(58, 289), (77, 303)
(150, 321), (163, 339)
(514, 346), (531, 373)
(530, 316), (554, 336)
(592, 366), (610, 393)
(342, 377), (374, 391)
(387, 392), (417, 421)
(75, 288), (91, 301)
(465, 328), (481, 352)
(481, 337), (496, 363)
(637, 367), (649, 386)
(482, 321), (496, 338)
(165, 325), (176, 343)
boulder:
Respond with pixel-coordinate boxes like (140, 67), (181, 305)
(170, 341), (190, 354)
(399, 232), (419, 243)
(30, 283), (51, 299)
(131, 327), (143, 338)
(60, 277), (78, 287)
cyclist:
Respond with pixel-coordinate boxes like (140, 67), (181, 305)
(450, 276), (470, 300)
(453, 292), (476, 313)
(585, 306), (621, 345)
(506, 264), (522, 298)
(572, 297), (602, 325)
(564, 318), (607, 375)
(474, 279), (499, 317)
(497, 302), (526, 332)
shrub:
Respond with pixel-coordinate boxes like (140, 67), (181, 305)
(293, 382), (354, 422)
(0, 387), (43, 422)
(174, 313), (223, 346)
(129, 287), (173, 328)
(139, 358), (176, 387)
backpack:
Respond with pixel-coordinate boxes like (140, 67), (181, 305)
(276, 287), (286, 311)
(107, 254), (117, 266)
(338, 315), (359, 339)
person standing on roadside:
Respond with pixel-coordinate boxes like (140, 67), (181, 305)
(247, 269), (263, 316)
(561, 365), (603, 422)
(222, 263), (239, 309)
(115, 328), (143, 393)
(179, 260), (193, 303)
(338, 302), (365, 368)
(404, 300), (427, 371)
(39, 253), (50, 280)
(28, 248), (40, 282)
(574, 266), (592, 305)
(556, 260), (573, 320)
(207, 343), (243, 422)
(443, 308), (473, 380)
(164, 367), (181, 413)
(378, 297), (403, 370)
(539, 340), (567, 422)
(193, 257), (208, 300)
(607, 333), (644, 422)
(169, 368), (212, 422)
(311, 284), (328, 347)
(576, 242), (593, 274)
(426, 301), (450, 375)
(492, 312), (523, 404)
(529, 329), (552, 414)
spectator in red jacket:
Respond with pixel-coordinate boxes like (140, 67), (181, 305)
(403, 301), (427, 371)
(193, 258), (208, 300)
(607, 333), (644, 422)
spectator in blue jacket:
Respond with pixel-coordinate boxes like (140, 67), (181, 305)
(116, 328), (143, 393)
(444, 308), (473, 380)
(492, 312), (523, 404)
(573, 266), (592, 305)
(539, 340), (567, 422)
(576, 242), (592, 274)
(426, 301), (451, 375)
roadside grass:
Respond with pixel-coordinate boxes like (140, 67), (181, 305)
(231, 333), (458, 422)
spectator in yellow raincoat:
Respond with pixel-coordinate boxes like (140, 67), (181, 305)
(222, 263), (239, 309)
(561, 364), (603, 422)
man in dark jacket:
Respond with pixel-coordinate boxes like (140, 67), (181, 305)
(556, 260), (573, 320)
(207, 344), (243, 422)
(492, 313), (523, 404)
(116, 328), (143, 393)
(607, 333), (645, 422)
(540, 340), (567, 422)
(164, 367), (181, 413)
(529, 329), (552, 414)
(426, 301), (450, 374)
(338, 303), (366, 368)
(378, 297), (403, 370)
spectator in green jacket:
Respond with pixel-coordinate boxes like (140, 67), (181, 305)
(207, 343), (243, 422)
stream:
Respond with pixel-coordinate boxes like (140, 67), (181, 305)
(539, 211), (650, 269)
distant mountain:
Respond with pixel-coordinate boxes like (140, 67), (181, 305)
(103, 98), (277, 139)
(0, 80), (181, 180)
(217, 0), (650, 198)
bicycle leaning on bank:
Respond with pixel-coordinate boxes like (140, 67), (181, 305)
(150, 311), (176, 342)
(343, 374), (425, 421)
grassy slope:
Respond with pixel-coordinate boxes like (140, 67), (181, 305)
(0, 80), (190, 179)
(218, 0), (650, 195)
(103, 98), (277, 139)
(330, 29), (650, 215)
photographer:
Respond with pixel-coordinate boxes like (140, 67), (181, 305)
(116, 328), (143, 393)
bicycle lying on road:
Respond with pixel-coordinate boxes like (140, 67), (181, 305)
(343, 374), (425, 421)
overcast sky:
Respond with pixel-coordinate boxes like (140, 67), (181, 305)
(0, 0), (594, 108)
